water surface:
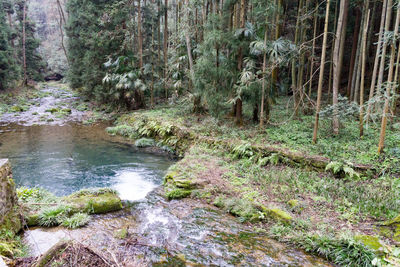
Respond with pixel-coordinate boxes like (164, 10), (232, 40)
(0, 123), (173, 199)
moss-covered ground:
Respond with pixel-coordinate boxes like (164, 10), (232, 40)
(107, 100), (400, 266)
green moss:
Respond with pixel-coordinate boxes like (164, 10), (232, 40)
(288, 199), (299, 208)
(0, 209), (22, 234)
(45, 107), (60, 113)
(26, 214), (40, 227)
(114, 228), (128, 239)
(354, 235), (383, 252)
(10, 105), (28, 112)
(164, 172), (196, 189)
(166, 189), (192, 200)
(261, 207), (292, 224)
(382, 214), (400, 226)
(64, 192), (122, 214)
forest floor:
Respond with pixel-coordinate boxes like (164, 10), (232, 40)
(108, 99), (400, 266)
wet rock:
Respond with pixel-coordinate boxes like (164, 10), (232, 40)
(164, 172), (197, 190)
(0, 256), (5, 267)
(63, 188), (123, 214)
(45, 107), (59, 114)
(166, 188), (192, 200)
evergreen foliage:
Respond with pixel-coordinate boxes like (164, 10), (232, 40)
(0, 0), (17, 90)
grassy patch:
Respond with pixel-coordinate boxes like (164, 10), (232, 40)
(62, 213), (90, 229)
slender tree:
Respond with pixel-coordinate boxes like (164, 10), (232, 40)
(312, 0), (330, 144)
(378, 4), (400, 154)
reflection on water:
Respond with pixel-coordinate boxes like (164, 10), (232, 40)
(0, 123), (173, 198)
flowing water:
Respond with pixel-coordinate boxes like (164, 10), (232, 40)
(0, 85), (331, 266)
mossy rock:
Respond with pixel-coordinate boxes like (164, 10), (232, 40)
(62, 108), (72, 114)
(63, 191), (122, 214)
(10, 105), (26, 112)
(355, 235), (384, 252)
(166, 188), (192, 200)
(26, 213), (40, 227)
(45, 107), (60, 113)
(259, 206), (292, 224)
(0, 208), (22, 234)
(164, 172), (196, 190)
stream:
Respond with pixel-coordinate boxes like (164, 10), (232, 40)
(0, 84), (331, 266)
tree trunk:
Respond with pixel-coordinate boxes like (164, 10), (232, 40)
(138, 0), (143, 72)
(346, 8), (361, 98)
(366, 0), (388, 125)
(56, 2), (69, 64)
(235, 0), (247, 125)
(184, 0), (194, 79)
(260, 27), (268, 128)
(308, 6), (318, 97)
(376, 0), (393, 103)
(312, 0), (330, 144)
(292, 0), (303, 117)
(164, 0), (169, 98)
(332, 0), (349, 135)
(378, 5), (399, 154)
(22, 0), (27, 86)
(359, 8), (370, 137)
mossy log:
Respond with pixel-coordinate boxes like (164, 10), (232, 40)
(34, 240), (71, 267)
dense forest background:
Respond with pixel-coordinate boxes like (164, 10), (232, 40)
(1, 0), (400, 153)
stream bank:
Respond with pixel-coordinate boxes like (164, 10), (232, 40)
(0, 83), (333, 266)
(107, 107), (400, 266)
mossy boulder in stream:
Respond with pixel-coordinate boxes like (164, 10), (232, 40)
(164, 172), (197, 190)
(63, 188), (123, 214)
(164, 171), (198, 200)
(166, 188), (192, 200)
(21, 188), (123, 227)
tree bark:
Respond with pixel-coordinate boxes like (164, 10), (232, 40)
(164, 0), (169, 98)
(332, 0), (349, 135)
(312, 0), (330, 144)
(359, 8), (370, 137)
(346, 8), (361, 98)
(378, 5), (399, 154)
(22, 0), (27, 86)
(366, 0), (388, 125)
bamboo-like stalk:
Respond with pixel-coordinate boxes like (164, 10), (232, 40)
(359, 8), (370, 137)
(312, 0), (331, 144)
(378, 5), (400, 154)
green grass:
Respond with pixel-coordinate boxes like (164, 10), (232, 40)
(117, 97), (399, 175)
(62, 213), (90, 229)
(38, 205), (70, 227)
